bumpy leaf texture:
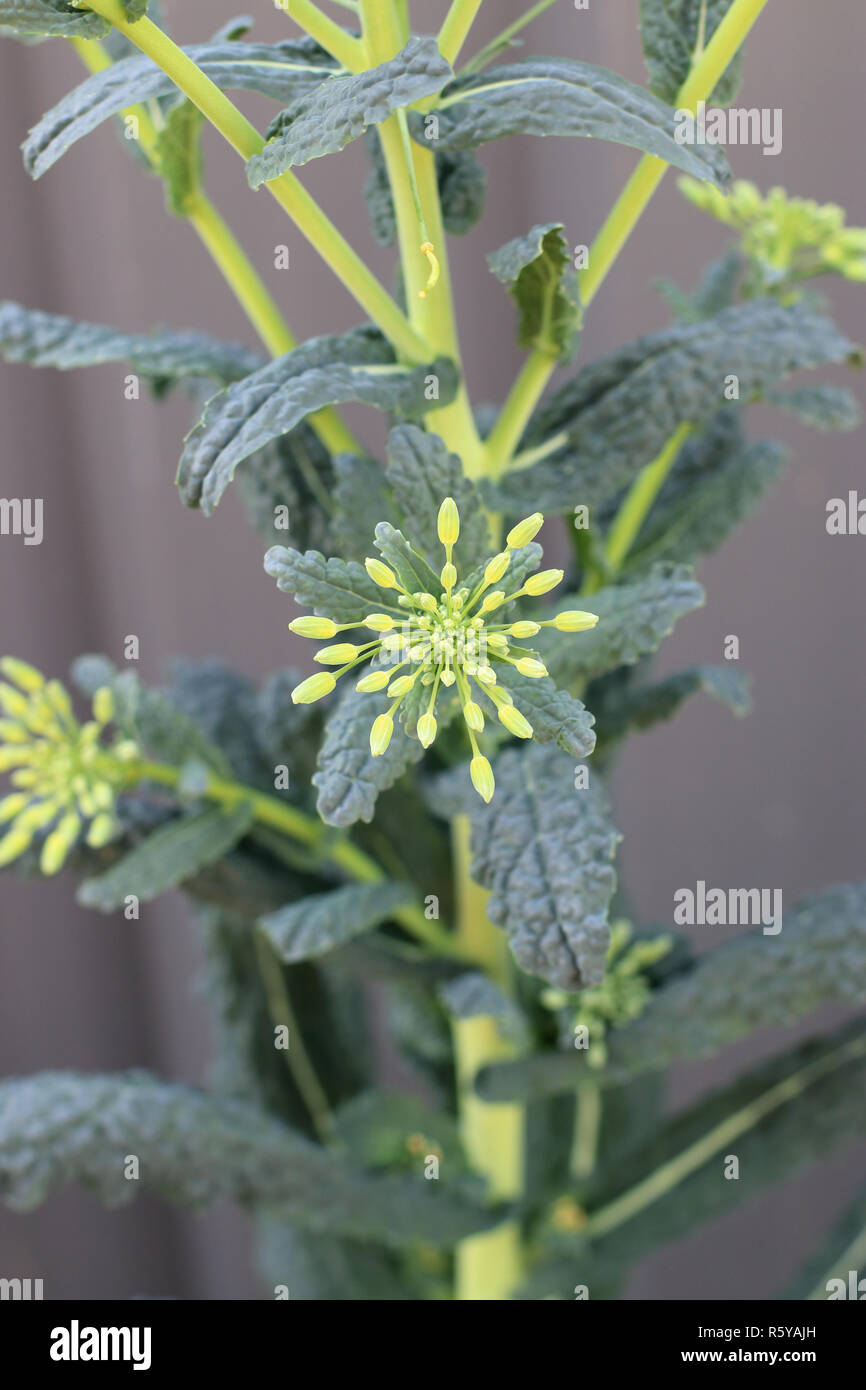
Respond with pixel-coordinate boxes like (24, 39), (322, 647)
(248, 37), (451, 185)
(0, 301), (262, 386)
(639, 0), (744, 107)
(313, 685), (424, 828)
(178, 329), (457, 513)
(260, 881), (413, 963)
(416, 57), (731, 185)
(491, 301), (860, 513)
(385, 424), (491, 572)
(0, 1072), (494, 1246)
(467, 743), (621, 990)
(22, 36), (339, 177)
(0, 0), (108, 38)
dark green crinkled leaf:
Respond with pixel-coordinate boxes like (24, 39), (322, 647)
(624, 423), (786, 573)
(493, 665), (597, 759)
(537, 565), (704, 686)
(22, 37), (339, 178)
(594, 664), (751, 748)
(71, 659), (232, 776)
(364, 130), (486, 246)
(466, 743), (620, 990)
(488, 223), (581, 360)
(78, 805), (255, 911)
(766, 384), (862, 432)
(154, 99), (203, 218)
(332, 452), (399, 561)
(265, 545), (391, 623)
(655, 250), (743, 322)
(260, 881), (413, 963)
(385, 424), (491, 571)
(480, 882), (866, 1102)
(586, 1023), (866, 1268)
(640, 0), (744, 107)
(313, 685), (424, 828)
(257, 1221), (414, 1301)
(0, 0), (108, 38)
(248, 37), (451, 186)
(0, 1071), (495, 1247)
(605, 881), (866, 1077)
(415, 57), (731, 186)
(491, 301), (860, 513)
(0, 301), (262, 387)
(237, 425), (334, 553)
(178, 329), (456, 514)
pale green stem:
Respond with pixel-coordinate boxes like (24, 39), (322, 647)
(70, 38), (358, 462)
(438, 0), (484, 68)
(130, 758), (470, 961)
(491, 0), (772, 479)
(585, 1032), (866, 1240)
(253, 929), (337, 1143)
(570, 1078), (603, 1180)
(360, 0), (484, 475)
(460, 0), (562, 76)
(451, 815), (525, 1301)
(602, 422), (693, 576)
(284, 0), (365, 71)
(579, 0), (773, 308)
(83, 0), (428, 363)
(484, 349), (558, 477)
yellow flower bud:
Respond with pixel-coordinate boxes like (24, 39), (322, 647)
(554, 610), (599, 632)
(440, 563), (457, 591)
(0, 824), (34, 867)
(0, 657), (44, 692)
(437, 496), (460, 547)
(440, 669), (456, 687)
(486, 633), (509, 654)
(365, 558), (397, 588)
(369, 713), (394, 757)
(291, 672), (336, 704)
(114, 740), (140, 763)
(363, 614), (394, 632)
(498, 705), (533, 739)
(470, 755), (495, 804)
(417, 593), (439, 614)
(40, 828), (71, 876)
(487, 684), (514, 709)
(86, 813), (117, 848)
(0, 792), (28, 823)
(506, 513), (544, 548)
(524, 568), (564, 596)
(475, 666), (496, 686)
(417, 713), (437, 748)
(289, 616), (338, 639)
(484, 552), (511, 585)
(0, 684), (29, 721)
(355, 670), (390, 693)
(387, 675), (416, 698)
(92, 687), (114, 725)
(481, 590), (506, 613)
(463, 701), (484, 731)
(314, 644), (361, 665)
(516, 657), (547, 678)
(0, 720), (28, 743)
(508, 620), (540, 638)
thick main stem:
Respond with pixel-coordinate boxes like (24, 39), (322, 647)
(84, 0), (427, 363)
(451, 816), (524, 1300)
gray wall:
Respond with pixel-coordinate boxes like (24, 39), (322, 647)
(0, 1), (863, 1299)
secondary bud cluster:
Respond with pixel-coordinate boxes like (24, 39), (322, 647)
(289, 503), (598, 803)
(0, 659), (138, 875)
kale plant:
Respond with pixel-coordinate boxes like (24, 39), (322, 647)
(0, 0), (864, 1301)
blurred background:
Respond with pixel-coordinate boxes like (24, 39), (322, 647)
(0, 0), (863, 1299)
